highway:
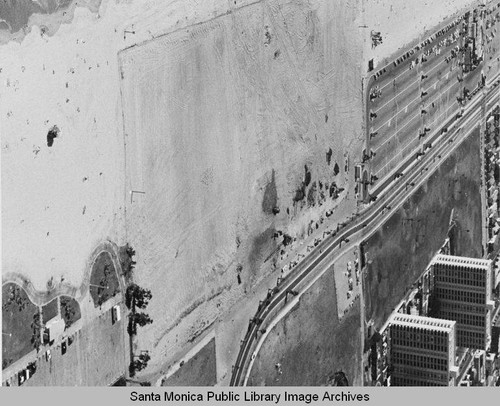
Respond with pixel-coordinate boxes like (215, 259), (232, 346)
(230, 73), (500, 386)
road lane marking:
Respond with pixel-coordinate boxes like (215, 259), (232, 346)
(374, 102), (459, 177)
(373, 75), (460, 150)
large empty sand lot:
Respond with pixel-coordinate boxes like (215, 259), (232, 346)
(119, 0), (364, 372)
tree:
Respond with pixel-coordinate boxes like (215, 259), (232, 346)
(332, 371), (349, 386)
(60, 296), (77, 328)
(3, 285), (29, 312)
(131, 312), (153, 327)
(134, 352), (151, 371)
(119, 243), (137, 281)
(125, 284), (152, 310)
(31, 312), (42, 352)
(127, 317), (137, 336)
(129, 352), (151, 377)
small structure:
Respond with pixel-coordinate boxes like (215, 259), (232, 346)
(111, 305), (121, 325)
(44, 317), (66, 346)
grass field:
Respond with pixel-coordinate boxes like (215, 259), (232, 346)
(2, 283), (40, 369)
(41, 298), (59, 323)
(59, 295), (81, 328)
(248, 265), (361, 386)
(362, 127), (482, 331)
(89, 251), (120, 307)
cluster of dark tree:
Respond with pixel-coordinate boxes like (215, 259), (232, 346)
(126, 279), (153, 377)
(60, 296), (78, 328)
(329, 370), (349, 386)
(31, 312), (42, 352)
(129, 352), (151, 377)
(126, 284), (153, 336)
(119, 243), (137, 283)
(3, 284), (29, 312)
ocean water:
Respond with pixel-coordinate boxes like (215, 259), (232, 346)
(0, 0), (78, 34)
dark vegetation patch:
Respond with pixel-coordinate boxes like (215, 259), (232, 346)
(307, 181), (317, 207)
(161, 337), (217, 386)
(293, 165), (313, 204)
(326, 148), (333, 165)
(248, 267), (361, 386)
(362, 129), (482, 330)
(118, 244), (136, 283)
(89, 251), (120, 307)
(59, 296), (81, 329)
(293, 184), (306, 202)
(41, 298), (59, 323)
(46, 125), (59, 147)
(248, 227), (277, 283)
(262, 169), (278, 214)
(304, 165), (312, 186)
(2, 283), (40, 369)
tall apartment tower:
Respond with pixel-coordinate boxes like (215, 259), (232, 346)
(431, 255), (494, 350)
(388, 314), (458, 386)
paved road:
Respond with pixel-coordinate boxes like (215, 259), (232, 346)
(230, 74), (500, 386)
(230, 3), (500, 386)
(367, 17), (464, 182)
(366, 4), (500, 186)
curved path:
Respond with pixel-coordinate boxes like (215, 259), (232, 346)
(2, 240), (125, 307)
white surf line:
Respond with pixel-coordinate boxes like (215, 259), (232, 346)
(373, 77), (460, 153)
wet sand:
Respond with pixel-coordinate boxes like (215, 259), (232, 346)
(0, 0), (101, 44)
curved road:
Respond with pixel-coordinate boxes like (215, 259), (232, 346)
(230, 75), (500, 386)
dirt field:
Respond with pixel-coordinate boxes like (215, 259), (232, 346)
(161, 337), (217, 386)
(333, 248), (361, 319)
(23, 302), (127, 386)
(248, 266), (362, 386)
(362, 127), (482, 331)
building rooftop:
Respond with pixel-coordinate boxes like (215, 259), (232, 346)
(433, 254), (491, 270)
(390, 314), (456, 332)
